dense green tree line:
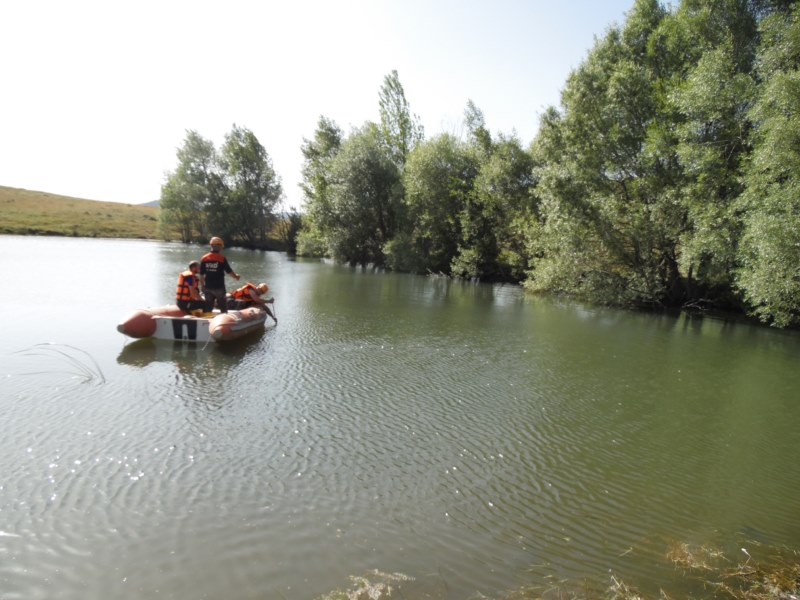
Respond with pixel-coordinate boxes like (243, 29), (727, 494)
(298, 1), (800, 327)
(159, 124), (284, 248)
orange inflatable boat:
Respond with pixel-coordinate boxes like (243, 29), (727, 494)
(117, 305), (268, 343)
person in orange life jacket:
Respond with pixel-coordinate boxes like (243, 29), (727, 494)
(175, 260), (205, 314)
(226, 282), (277, 323)
(199, 236), (239, 313)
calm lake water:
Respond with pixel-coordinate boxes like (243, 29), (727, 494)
(1, 235), (799, 600)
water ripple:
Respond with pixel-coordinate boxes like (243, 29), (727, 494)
(3, 244), (800, 599)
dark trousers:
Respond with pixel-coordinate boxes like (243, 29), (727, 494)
(226, 298), (250, 310)
(203, 288), (228, 313)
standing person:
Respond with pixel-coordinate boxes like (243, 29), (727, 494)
(200, 236), (240, 313)
(227, 282), (277, 323)
(175, 260), (205, 314)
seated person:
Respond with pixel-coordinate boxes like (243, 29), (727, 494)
(175, 261), (205, 314)
(226, 282), (277, 323)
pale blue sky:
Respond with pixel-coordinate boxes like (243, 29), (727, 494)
(1, 0), (633, 209)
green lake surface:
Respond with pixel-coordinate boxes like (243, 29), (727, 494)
(1, 235), (799, 599)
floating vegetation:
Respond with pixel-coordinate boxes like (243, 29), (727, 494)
(707, 545), (800, 600)
(11, 343), (106, 384)
(315, 570), (414, 600)
(316, 542), (800, 600)
(486, 542), (799, 600)
(663, 541), (800, 599)
(606, 575), (649, 600)
(666, 541), (727, 572)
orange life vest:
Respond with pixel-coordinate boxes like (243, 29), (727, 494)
(201, 251), (226, 263)
(230, 282), (257, 301)
(176, 270), (198, 301)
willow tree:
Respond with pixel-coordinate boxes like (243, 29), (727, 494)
(378, 70), (423, 169)
(529, 0), (687, 306)
(323, 123), (402, 266)
(466, 133), (537, 281)
(661, 0), (760, 306)
(297, 116), (343, 257)
(219, 125), (283, 246)
(159, 130), (219, 242)
(400, 133), (479, 274)
(671, 45), (754, 303)
(736, 4), (800, 326)
(453, 100), (538, 280)
(526, 0), (778, 308)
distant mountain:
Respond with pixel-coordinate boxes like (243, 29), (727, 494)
(141, 200), (160, 207)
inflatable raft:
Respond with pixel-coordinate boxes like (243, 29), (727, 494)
(117, 305), (267, 343)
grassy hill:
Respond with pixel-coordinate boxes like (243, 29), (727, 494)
(0, 185), (160, 239)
